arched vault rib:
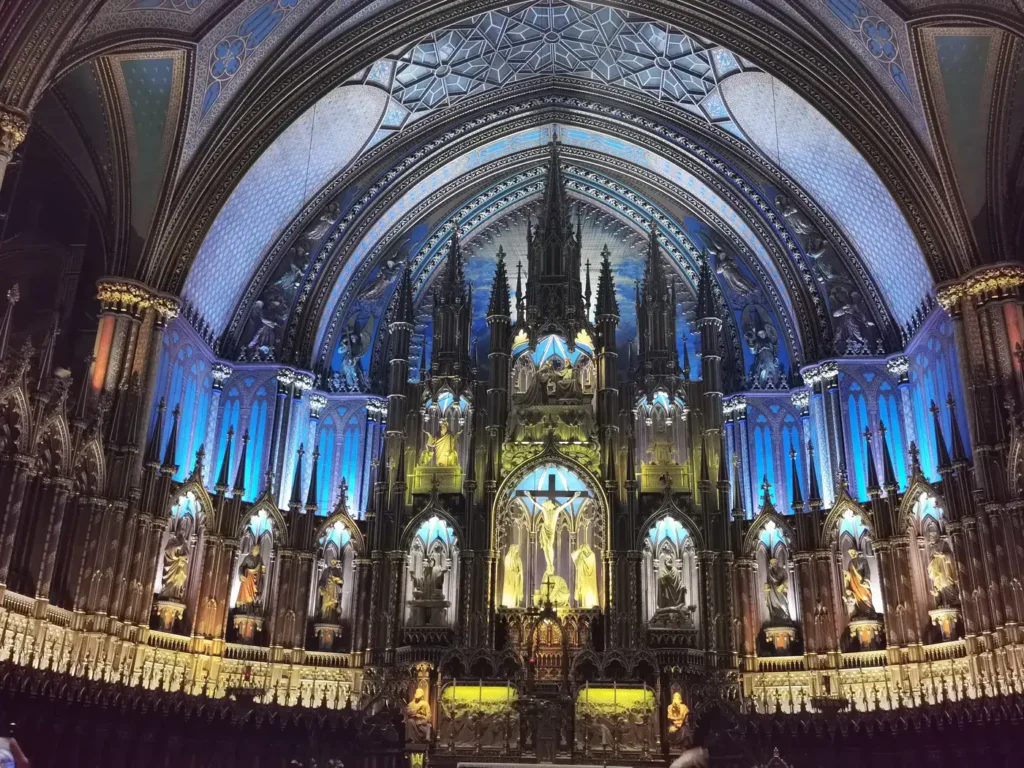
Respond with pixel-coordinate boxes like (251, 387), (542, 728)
(143, 0), (962, 308)
(322, 155), (809, 390)
(301, 123), (816, 372)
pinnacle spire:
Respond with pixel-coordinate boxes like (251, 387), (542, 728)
(289, 444), (306, 508)
(696, 251), (716, 321)
(789, 447), (803, 508)
(146, 397), (167, 465)
(879, 421), (898, 489)
(161, 404), (181, 472)
(946, 394), (967, 462)
(594, 245), (618, 319)
(234, 429), (250, 495)
(806, 439), (821, 505)
(488, 246), (511, 318)
(731, 451), (745, 518)
(391, 263), (415, 327)
(930, 400), (952, 469)
(863, 427), (879, 494)
(305, 445), (320, 511)
(216, 426), (234, 492)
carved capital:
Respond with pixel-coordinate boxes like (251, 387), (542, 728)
(0, 106), (28, 158)
(936, 262), (1024, 311)
(886, 355), (910, 382)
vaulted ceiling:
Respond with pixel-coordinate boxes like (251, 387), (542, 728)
(5, 0), (1024, 387)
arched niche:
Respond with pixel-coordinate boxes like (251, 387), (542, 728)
(494, 458), (606, 613)
(510, 333), (596, 406)
(635, 389), (689, 472)
(152, 484), (213, 633)
(743, 514), (797, 630)
(641, 514), (699, 630)
(902, 483), (960, 640)
(417, 386), (472, 471)
(825, 496), (883, 645)
(229, 499), (287, 644)
(310, 512), (364, 646)
(403, 512), (460, 628)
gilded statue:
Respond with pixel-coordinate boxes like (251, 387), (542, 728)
(501, 544), (524, 608)
(571, 542), (599, 608)
(236, 545), (264, 610)
(927, 535), (959, 607)
(525, 491), (581, 576)
(765, 557), (791, 624)
(843, 548), (874, 618)
(423, 421), (460, 467)
(666, 691), (690, 740)
(406, 686), (432, 742)
(318, 558), (345, 621)
(160, 532), (189, 600)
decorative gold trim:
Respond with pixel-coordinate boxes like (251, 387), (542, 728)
(0, 105), (28, 157)
(936, 263), (1024, 310)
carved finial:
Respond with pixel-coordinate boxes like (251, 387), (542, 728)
(908, 441), (922, 477)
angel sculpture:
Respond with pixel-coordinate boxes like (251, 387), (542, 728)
(804, 235), (840, 284)
(358, 257), (400, 304)
(829, 283), (875, 352)
(775, 194), (813, 235)
(713, 249), (757, 297)
(301, 203), (339, 245)
(332, 314), (374, 391)
(246, 300), (279, 352)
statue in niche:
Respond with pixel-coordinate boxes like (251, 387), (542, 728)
(539, 357), (580, 401)
(775, 194), (813, 235)
(926, 531), (959, 607)
(524, 491), (581, 576)
(501, 544), (524, 608)
(765, 558), (791, 624)
(331, 314), (373, 391)
(657, 553), (686, 610)
(742, 305), (783, 389)
(422, 421), (460, 468)
(805, 235), (841, 284)
(160, 531), (189, 600)
(317, 558), (345, 621)
(571, 543), (599, 608)
(706, 233), (757, 296)
(843, 549), (875, 618)
(829, 282), (875, 353)
(666, 691), (690, 747)
(406, 687), (432, 742)
(236, 545), (265, 612)
(409, 553), (450, 626)
(414, 555), (446, 600)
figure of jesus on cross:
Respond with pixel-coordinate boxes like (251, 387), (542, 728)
(517, 473), (588, 576)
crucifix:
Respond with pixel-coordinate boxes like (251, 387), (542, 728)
(516, 473), (589, 576)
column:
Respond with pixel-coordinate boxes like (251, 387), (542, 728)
(203, 364), (233, 482)
(34, 477), (73, 601)
(0, 458), (34, 592)
(803, 366), (835, 505)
